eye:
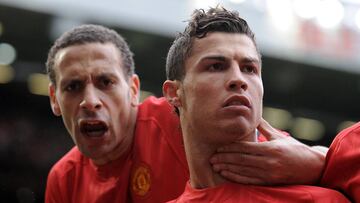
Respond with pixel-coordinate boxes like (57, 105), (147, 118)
(241, 65), (256, 74)
(99, 78), (115, 88)
(64, 81), (82, 92)
(208, 63), (226, 72)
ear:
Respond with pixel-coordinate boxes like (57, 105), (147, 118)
(163, 80), (181, 107)
(129, 74), (140, 107)
(49, 83), (62, 116)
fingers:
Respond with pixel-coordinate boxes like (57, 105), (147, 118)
(213, 163), (262, 174)
(210, 152), (268, 169)
(257, 118), (286, 140)
(216, 141), (273, 155)
(218, 170), (269, 185)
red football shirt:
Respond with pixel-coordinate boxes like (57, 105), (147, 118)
(130, 97), (290, 202)
(130, 97), (189, 203)
(321, 122), (360, 202)
(45, 147), (132, 203)
(169, 182), (349, 203)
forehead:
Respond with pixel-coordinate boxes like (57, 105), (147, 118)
(187, 32), (259, 63)
(53, 43), (124, 78)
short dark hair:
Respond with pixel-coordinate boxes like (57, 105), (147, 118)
(166, 7), (260, 81)
(46, 24), (135, 85)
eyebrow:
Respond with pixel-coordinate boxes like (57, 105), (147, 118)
(201, 55), (226, 62)
(59, 77), (83, 88)
(201, 55), (260, 64)
(242, 57), (260, 64)
(95, 72), (114, 78)
(96, 72), (121, 81)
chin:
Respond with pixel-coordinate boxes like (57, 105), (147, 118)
(225, 122), (254, 134)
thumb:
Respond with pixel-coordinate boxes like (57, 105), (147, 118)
(257, 118), (285, 141)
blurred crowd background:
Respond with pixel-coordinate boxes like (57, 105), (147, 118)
(0, 0), (359, 202)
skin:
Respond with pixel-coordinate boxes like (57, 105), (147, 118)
(164, 32), (263, 188)
(210, 118), (327, 185)
(49, 42), (140, 165)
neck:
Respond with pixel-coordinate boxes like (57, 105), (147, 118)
(181, 116), (256, 189)
(186, 140), (226, 189)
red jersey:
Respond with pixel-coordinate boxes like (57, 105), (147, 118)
(130, 97), (287, 202)
(130, 97), (189, 203)
(169, 182), (349, 203)
(320, 122), (360, 202)
(45, 147), (132, 203)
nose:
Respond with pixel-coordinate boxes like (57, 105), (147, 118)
(226, 64), (248, 92)
(79, 85), (102, 111)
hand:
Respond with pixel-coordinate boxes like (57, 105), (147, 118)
(210, 118), (327, 185)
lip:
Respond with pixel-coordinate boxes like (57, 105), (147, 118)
(222, 94), (251, 109)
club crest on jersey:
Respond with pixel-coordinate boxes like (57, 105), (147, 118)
(131, 163), (151, 197)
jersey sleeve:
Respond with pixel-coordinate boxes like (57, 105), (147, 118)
(320, 122), (360, 202)
(45, 167), (64, 203)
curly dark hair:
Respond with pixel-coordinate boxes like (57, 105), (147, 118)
(46, 24), (135, 86)
(166, 7), (260, 81)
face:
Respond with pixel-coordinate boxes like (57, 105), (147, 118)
(49, 42), (139, 165)
(165, 33), (263, 144)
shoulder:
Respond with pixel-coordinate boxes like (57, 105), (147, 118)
(325, 122), (360, 164)
(329, 122), (360, 151)
(48, 146), (85, 179)
(138, 96), (174, 117)
(320, 122), (360, 201)
(46, 146), (85, 203)
(137, 96), (180, 133)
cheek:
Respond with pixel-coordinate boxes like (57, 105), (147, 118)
(255, 83), (264, 117)
(254, 80), (264, 100)
(58, 95), (81, 129)
(60, 97), (76, 116)
(108, 93), (132, 119)
(183, 81), (209, 108)
(190, 75), (220, 96)
(249, 81), (263, 110)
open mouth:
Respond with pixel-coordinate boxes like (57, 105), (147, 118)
(80, 120), (108, 137)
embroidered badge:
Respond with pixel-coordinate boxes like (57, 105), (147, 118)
(131, 163), (151, 197)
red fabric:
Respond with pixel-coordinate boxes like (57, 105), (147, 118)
(130, 97), (289, 202)
(169, 182), (349, 203)
(130, 97), (189, 203)
(45, 97), (187, 203)
(320, 122), (360, 202)
(45, 147), (132, 203)
(45, 96), (292, 203)
(258, 130), (289, 142)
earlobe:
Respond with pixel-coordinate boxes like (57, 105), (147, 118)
(130, 74), (140, 107)
(163, 80), (181, 107)
(49, 84), (61, 116)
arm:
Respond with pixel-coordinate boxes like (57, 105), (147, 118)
(45, 168), (64, 203)
(210, 118), (327, 185)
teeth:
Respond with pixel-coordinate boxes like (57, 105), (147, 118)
(87, 121), (100, 125)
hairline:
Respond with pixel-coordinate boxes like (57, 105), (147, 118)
(181, 32), (261, 80)
(51, 41), (132, 87)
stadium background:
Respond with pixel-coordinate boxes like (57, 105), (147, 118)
(0, 0), (359, 202)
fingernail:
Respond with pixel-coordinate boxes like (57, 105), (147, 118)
(217, 147), (224, 152)
(213, 164), (220, 172)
